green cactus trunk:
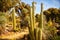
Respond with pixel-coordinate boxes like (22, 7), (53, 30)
(32, 2), (35, 29)
(39, 3), (43, 40)
(29, 2), (43, 40)
(34, 28), (39, 40)
(29, 2), (36, 40)
(12, 8), (16, 30)
(29, 7), (35, 40)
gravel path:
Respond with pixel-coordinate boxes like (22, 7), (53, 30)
(0, 29), (29, 39)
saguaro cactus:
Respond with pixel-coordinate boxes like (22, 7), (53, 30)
(12, 8), (16, 31)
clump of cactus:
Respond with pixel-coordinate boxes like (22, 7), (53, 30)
(28, 2), (44, 40)
(28, 2), (57, 40)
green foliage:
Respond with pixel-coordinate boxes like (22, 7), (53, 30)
(0, 0), (20, 12)
(15, 2), (31, 28)
(43, 8), (60, 22)
(44, 10), (51, 15)
(21, 8), (29, 14)
(35, 14), (40, 22)
(0, 12), (7, 25)
(54, 36), (60, 40)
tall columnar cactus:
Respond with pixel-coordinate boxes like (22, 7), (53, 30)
(29, 2), (44, 40)
(29, 6), (35, 40)
(12, 8), (16, 30)
(32, 2), (35, 29)
(29, 1), (36, 40)
(39, 3), (43, 40)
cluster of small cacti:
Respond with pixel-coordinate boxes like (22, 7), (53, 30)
(29, 2), (43, 40)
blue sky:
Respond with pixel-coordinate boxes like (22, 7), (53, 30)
(21, 0), (60, 14)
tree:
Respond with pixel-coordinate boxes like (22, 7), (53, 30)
(15, 2), (30, 18)
(0, 0), (20, 12)
(43, 10), (51, 22)
(15, 2), (31, 28)
(43, 8), (60, 22)
(35, 14), (40, 22)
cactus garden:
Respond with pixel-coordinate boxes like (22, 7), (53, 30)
(0, 0), (60, 40)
